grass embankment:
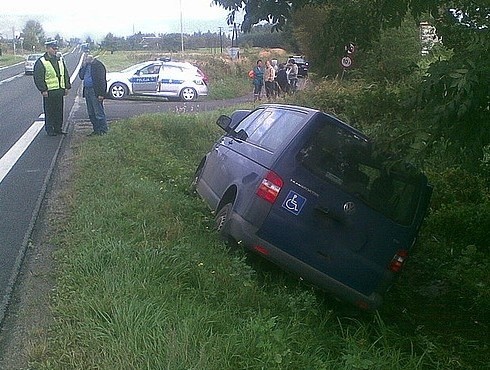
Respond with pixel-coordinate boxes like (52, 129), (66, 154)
(31, 112), (460, 369)
(0, 54), (25, 68)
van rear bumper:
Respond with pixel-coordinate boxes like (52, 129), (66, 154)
(227, 211), (383, 311)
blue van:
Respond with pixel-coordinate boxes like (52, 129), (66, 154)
(193, 104), (432, 310)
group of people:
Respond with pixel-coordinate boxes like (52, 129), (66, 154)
(33, 38), (108, 137)
(251, 58), (299, 102)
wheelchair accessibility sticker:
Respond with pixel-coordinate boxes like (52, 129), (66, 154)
(282, 191), (307, 215)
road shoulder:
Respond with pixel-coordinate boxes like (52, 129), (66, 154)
(0, 122), (81, 369)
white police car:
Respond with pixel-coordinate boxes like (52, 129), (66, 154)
(24, 53), (44, 75)
(106, 60), (208, 101)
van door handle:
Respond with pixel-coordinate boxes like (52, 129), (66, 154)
(314, 206), (343, 223)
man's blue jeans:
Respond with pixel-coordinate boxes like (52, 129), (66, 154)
(85, 87), (108, 134)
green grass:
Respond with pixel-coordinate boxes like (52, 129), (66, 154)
(30, 111), (472, 369)
(0, 53), (25, 67)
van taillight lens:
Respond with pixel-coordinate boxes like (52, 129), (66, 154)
(256, 171), (283, 203)
(253, 245), (269, 255)
(389, 250), (408, 273)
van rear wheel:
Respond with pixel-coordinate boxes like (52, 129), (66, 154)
(215, 203), (232, 234)
(215, 203), (239, 247)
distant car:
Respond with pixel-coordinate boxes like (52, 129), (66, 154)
(193, 104), (432, 310)
(288, 55), (309, 77)
(106, 60), (208, 101)
(24, 53), (43, 75)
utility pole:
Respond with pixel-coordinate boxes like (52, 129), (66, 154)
(218, 27), (223, 54)
(12, 27), (16, 55)
(180, 0), (184, 55)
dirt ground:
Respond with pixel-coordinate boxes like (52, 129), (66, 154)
(0, 120), (92, 369)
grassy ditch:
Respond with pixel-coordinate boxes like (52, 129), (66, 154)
(30, 111), (475, 369)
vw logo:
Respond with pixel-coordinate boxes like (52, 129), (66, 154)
(343, 201), (356, 215)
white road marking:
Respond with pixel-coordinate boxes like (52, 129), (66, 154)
(0, 117), (45, 183)
(0, 73), (24, 85)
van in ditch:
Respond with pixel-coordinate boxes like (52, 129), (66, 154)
(193, 104), (432, 310)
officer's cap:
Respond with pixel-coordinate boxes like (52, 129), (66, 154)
(44, 38), (58, 48)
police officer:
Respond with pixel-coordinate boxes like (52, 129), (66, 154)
(34, 38), (71, 136)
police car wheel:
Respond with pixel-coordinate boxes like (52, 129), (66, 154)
(110, 83), (128, 99)
(180, 87), (197, 102)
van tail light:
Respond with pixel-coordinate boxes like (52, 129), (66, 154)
(253, 245), (269, 255)
(256, 171), (283, 203)
(389, 250), (408, 273)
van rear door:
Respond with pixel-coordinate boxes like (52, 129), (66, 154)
(256, 113), (431, 298)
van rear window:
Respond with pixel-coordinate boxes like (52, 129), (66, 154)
(298, 120), (422, 225)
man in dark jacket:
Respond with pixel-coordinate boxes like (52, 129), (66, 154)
(33, 38), (71, 136)
(78, 54), (108, 135)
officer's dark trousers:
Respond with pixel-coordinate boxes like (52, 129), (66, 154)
(43, 89), (65, 134)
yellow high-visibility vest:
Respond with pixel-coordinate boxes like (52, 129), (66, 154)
(40, 56), (65, 90)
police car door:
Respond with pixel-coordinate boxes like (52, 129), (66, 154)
(132, 63), (160, 93)
(158, 65), (183, 94)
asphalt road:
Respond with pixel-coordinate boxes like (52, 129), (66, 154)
(0, 51), (254, 325)
(0, 49), (88, 324)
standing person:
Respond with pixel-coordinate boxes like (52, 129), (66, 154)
(264, 60), (276, 101)
(287, 58), (299, 93)
(78, 54), (108, 136)
(33, 38), (71, 136)
(276, 63), (290, 97)
(252, 59), (264, 102)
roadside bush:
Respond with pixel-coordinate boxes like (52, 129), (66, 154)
(292, 78), (362, 122)
(414, 166), (490, 316)
(428, 167), (488, 210)
(295, 77), (429, 167)
(428, 202), (490, 253)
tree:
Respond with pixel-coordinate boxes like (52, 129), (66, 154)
(417, 5), (490, 170)
(101, 33), (125, 52)
(237, 23), (289, 49)
(22, 20), (45, 52)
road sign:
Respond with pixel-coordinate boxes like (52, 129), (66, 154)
(341, 56), (352, 69)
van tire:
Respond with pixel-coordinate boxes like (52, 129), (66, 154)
(215, 203), (239, 247)
(215, 203), (232, 234)
(189, 158), (205, 194)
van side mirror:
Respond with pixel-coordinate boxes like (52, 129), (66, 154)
(216, 115), (232, 132)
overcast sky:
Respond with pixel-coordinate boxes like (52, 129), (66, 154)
(0, 0), (234, 41)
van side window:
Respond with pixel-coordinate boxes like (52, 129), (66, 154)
(233, 108), (304, 151)
(233, 109), (265, 136)
(248, 110), (305, 151)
